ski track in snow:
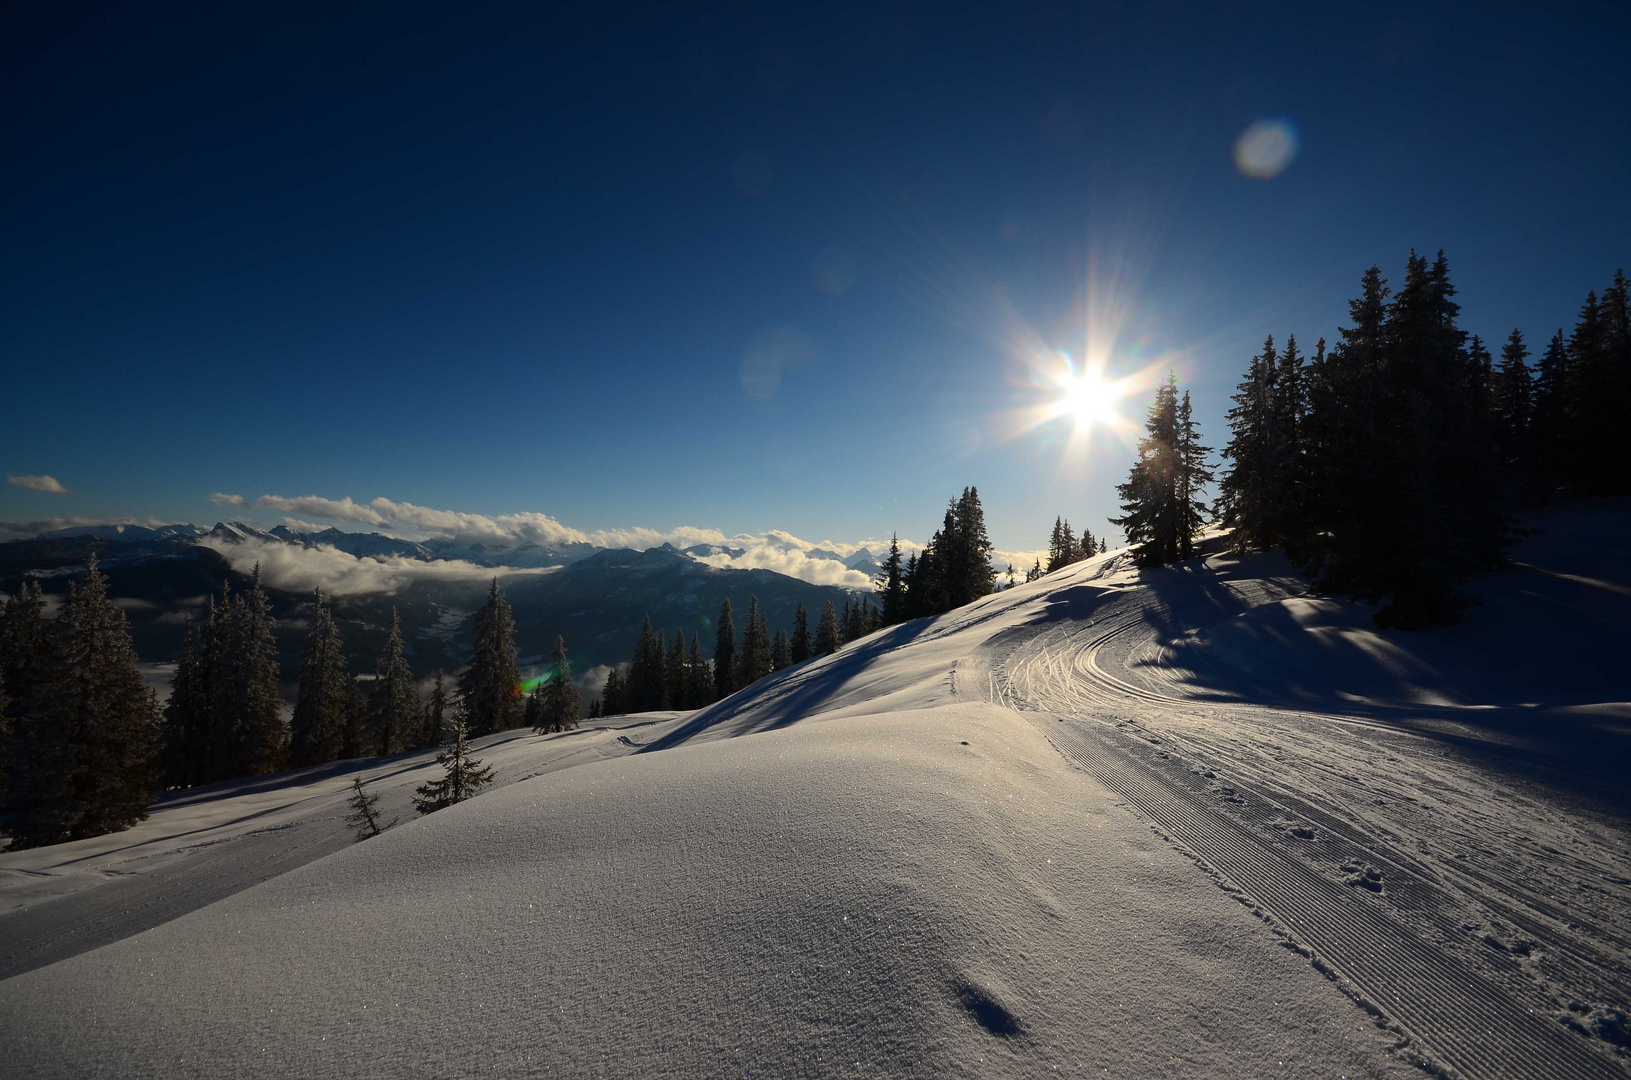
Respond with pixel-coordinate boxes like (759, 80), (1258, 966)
(980, 545), (1631, 1078)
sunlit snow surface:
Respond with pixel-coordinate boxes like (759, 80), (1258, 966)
(2, 501), (1627, 1078)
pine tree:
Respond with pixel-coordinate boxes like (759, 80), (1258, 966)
(771, 629), (792, 670)
(461, 579), (521, 736)
(522, 679), (545, 730)
(664, 630), (686, 711)
(736, 597), (772, 686)
(538, 636), (581, 732)
(685, 633), (706, 707)
(628, 617), (665, 711)
(424, 671), (449, 747)
(412, 718), (493, 814)
(12, 556), (160, 846)
(161, 619), (211, 787)
(602, 667), (626, 716)
(790, 603), (811, 663)
(367, 608), (420, 755)
(713, 600), (736, 699)
(343, 776), (391, 840)
(208, 566), (286, 780)
(875, 536), (906, 625)
(1218, 336), (1278, 552)
(815, 600), (841, 656)
(1492, 328), (1533, 475)
(1530, 329), (1570, 489)
(1174, 391), (1214, 559)
(843, 597), (863, 643)
(1110, 375), (1210, 566)
(289, 588), (352, 768)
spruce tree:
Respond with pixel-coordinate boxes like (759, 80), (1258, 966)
(539, 636), (580, 732)
(522, 679), (545, 730)
(424, 670), (448, 747)
(790, 603), (811, 663)
(628, 617), (665, 711)
(602, 667), (625, 716)
(713, 600), (736, 699)
(209, 566), (286, 779)
(952, 487), (996, 604)
(412, 718), (493, 814)
(344, 776), (391, 840)
(29, 556), (159, 845)
(664, 630), (686, 711)
(875, 536), (906, 625)
(737, 597), (772, 686)
(815, 600), (841, 656)
(1110, 375), (1210, 566)
(771, 629), (792, 670)
(686, 633), (706, 707)
(161, 619), (211, 787)
(1492, 328), (1534, 475)
(368, 609), (420, 755)
(289, 588), (351, 768)
(461, 579), (521, 736)
(1529, 329), (1570, 489)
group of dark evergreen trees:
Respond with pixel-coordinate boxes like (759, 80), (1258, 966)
(592, 592), (883, 716)
(1110, 375), (1214, 568)
(593, 487), (1000, 717)
(0, 556), (160, 848)
(871, 487), (997, 624)
(1216, 253), (1628, 626)
(1024, 517), (1109, 580)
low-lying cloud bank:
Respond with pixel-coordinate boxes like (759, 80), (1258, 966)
(199, 537), (560, 597)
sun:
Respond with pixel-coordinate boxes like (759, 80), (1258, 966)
(1057, 370), (1122, 427)
(1042, 364), (1124, 434)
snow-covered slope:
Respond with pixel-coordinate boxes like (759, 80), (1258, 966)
(2, 500), (1627, 1078)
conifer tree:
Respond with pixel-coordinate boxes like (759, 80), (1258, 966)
(875, 536), (906, 625)
(424, 671), (448, 748)
(1218, 336), (1279, 552)
(344, 776), (391, 840)
(161, 620), (211, 787)
(685, 632), (706, 707)
(539, 636), (581, 732)
(461, 579), (521, 736)
(737, 597), (772, 686)
(1110, 375), (1211, 566)
(522, 679), (545, 730)
(628, 617), (665, 711)
(601, 667), (625, 716)
(713, 600), (736, 699)
(815, 600), (841, 656)
(790, 603), (811, 663)
(664, 630), (686, 711)
(208, 566), (286, 780)
(289, 589), (352, 768)
(367, 608), (420, 755)
(1492, 328), (1534, 475)
(771, 629), (792, 670)
(412, 718), (493, 814)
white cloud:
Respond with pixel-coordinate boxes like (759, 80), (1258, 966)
(221, 492), (1030, 591)
(200, 537), (560, 597)
(210, 493), (246, 507)
(255, 495), (388, 526)
(0, 515), (174, 541)
(8, 475), (69, 494)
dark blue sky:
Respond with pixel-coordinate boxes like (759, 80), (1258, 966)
(3, 2), (1627, 556)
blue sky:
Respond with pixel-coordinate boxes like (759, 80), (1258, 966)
(3, 2), (1627, 558)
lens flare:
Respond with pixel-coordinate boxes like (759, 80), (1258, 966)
(1233, 118), (1299, 179)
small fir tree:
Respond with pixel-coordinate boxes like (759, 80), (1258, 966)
(343, 776), (392, 840)
(412, 718), (493, 815)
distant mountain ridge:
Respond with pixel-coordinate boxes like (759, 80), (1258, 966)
(0, 522), (869, 696)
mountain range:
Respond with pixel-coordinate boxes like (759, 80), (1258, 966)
(0, 523), (870, 697)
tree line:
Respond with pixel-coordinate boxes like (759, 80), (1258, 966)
(1111, 251), (1628, 628)
(0, 563), (578, 848)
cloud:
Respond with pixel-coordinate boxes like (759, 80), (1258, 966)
(8, 475), (69, 494)
(220, 491), (1016, 591)
(210, 493), (246, 507)
(0, 515), (173, 541)
(200, 537), (559, 597)
(255, 494), (388, 526)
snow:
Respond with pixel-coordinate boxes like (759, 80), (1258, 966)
(2, 500), (1627, 1077)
